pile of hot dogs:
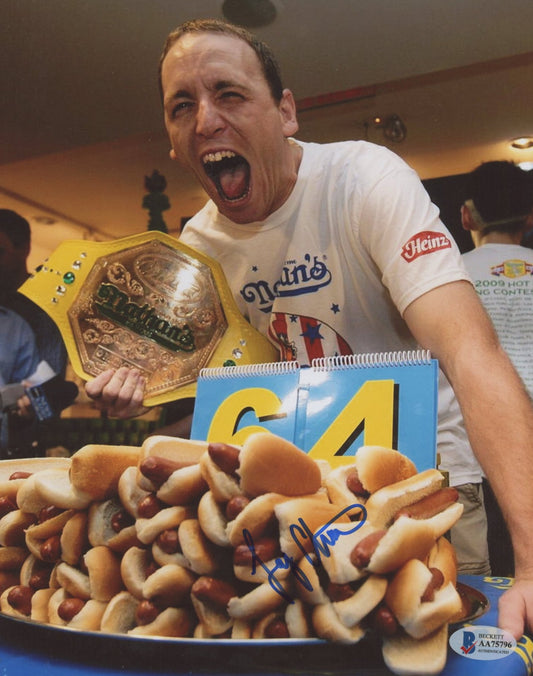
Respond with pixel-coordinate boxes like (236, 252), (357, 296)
(0, 433), (466, 675)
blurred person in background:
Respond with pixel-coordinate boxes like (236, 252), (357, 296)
(0, 305), (40, 456)
(459, 160), (533, 577)
(0, 209), (77, 455)
(0, 209), (67, 376)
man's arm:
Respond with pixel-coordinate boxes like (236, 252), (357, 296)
(404, 279), (533, 639)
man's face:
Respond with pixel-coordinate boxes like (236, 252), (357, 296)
(0, 232), (27, 292)
(161, 32), (299, 224)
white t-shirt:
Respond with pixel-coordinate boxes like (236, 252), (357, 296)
(181, 139), (478, 483)
(463, 243), (533, 396)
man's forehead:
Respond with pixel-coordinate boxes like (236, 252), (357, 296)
(163, 32), (262, 80)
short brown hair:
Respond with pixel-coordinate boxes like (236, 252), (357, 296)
(0, 209), (31, 248)
(158, 18), (284, 103)
(465, 161), (533, 232)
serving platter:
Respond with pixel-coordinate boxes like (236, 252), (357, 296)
(0, 583), (488, 674)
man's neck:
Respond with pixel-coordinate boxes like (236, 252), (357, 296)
(478, 231), (523, 247)
(0, 271), (30, 302)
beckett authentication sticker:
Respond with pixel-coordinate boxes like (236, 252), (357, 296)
(449, 625), (516, 661)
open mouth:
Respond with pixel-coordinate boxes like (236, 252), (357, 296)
(203, 150), (250, 202)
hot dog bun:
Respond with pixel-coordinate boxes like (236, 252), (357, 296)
(174, 518), (221, 575)
(251, 599), (312, 639)
(100, 590), (139, 634)
(63, 598), (108, 631)
(312, 602), (367, 644)
(0, 545), (27, 572)
(30, 587), (56, 623)
(364, 469), (451, 528)
(120, 546), (152, 599)
(238, 432), (322, 498)
(227, 580), (290, 621)
(318, 521), (376, 584)
(137, 435), (208, 493)
(117, 466), (152, 518)
(87, 497), (141, 553)
(293, 553), (330, 606)
(275, 494), (351, 560)
(326, 446), (417, 507)
(128, 606), (193, 637)
(200, 448), (243, 503)
(190, 575), (237, 636)
(24, 467), (92, 511)
(156, 464), (207, 507)
(197, 491), (231, 547)
(135, 505), (194, 546)
(70, 444), (141, 500)
(83, 545), (123, 602)
(25, 509), (76, 561)
(354, 508), (463, 576)
(382, 624), (449, 676)
(226, 492), (290, 548)
(0, 457), (70, 503)
(142, 563), (196, 608)
(384, 538), (462, 639)
(332, 574), (388, 628)
(60, 510), (89, 566)
(426, 536), (457, 587)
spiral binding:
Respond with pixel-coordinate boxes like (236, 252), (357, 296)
(198, 360), (300, 380)
(311, 349), (432, 371)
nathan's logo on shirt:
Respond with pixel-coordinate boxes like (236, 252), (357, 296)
(241, 254), (332, 313)
(400, 231), (452, 262)
(491, 259), (533, 278)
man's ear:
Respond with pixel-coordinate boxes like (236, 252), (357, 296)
(18, 241), (31, 263)
(279, 89), (299, 137)
(461, 203), (477, 232)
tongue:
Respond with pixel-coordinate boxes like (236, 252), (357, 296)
(218, 163), (248, 200)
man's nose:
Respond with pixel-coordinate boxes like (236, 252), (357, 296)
(195, 100), (224, 137)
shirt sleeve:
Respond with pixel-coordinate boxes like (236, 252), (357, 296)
(355, 148), (470, 315)
(10, 313), (40, 384)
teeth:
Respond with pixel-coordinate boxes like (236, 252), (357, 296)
(203, 150), (237, 164)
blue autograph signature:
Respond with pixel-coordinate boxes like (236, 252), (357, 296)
(242, 503), (367, 603)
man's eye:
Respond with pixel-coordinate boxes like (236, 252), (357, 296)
(171, 101), (193, 117)
(220, 91), (243, 100)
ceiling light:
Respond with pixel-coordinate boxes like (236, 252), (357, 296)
(510, 136), (533, 150)
(383, 114), (407, 143)
(371, 114), (407, 143)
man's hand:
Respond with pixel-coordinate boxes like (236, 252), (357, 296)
(85, 367), (148, 419)
(15, 393), (34, 420)
(498, 577), (533, 640)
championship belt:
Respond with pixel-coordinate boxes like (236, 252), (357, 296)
(19, 231), (278, 406)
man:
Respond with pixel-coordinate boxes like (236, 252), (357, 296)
(0, 209), (74, 454)
(87, 19), (533, 638)
(0, 305), (40, 456)
(460, 160), (533, 577)
(0, 209), (67, 377)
